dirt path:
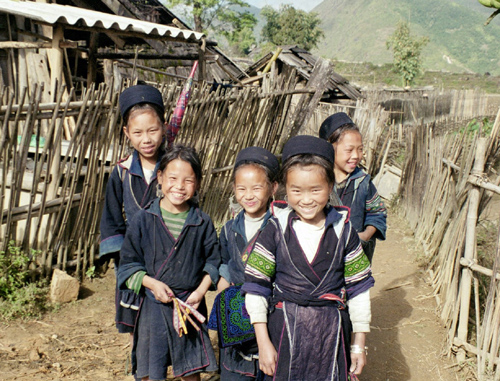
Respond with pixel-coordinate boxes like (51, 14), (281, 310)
(363, 211), (458, 380)
(0, 209), (460, 380)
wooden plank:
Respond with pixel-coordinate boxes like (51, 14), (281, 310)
(0, 41), (51, 49)
(95, 52), (199, 60)
(285, 58), (333, 139)
(26, 52), (51, 100)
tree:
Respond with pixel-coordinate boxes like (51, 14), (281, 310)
(386, 21), (429, 87)
(166, 0), (256, 34)
(260, 5), (324, 51)
(221, 12), (257, 55)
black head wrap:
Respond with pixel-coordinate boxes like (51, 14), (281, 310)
(282, 135), (334, 164)
(119, 85), (164, 118)
(234, 147), (280, 180)
(318, 112), (354, 141)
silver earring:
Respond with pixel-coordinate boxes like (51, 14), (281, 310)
(156, 183), (163, 198)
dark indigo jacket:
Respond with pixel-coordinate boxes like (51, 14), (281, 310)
(219, 209), (272, 285)
(99, 149), (163, 258)
(243, 202), (374, 303)
(331, 167), (387, 241)
(117, 199), (220, 294)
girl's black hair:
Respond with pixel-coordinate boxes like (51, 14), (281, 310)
(123, 103), (166, 126)
(281, 154), (335, 186)
(158, 144), (202, 184)
(327, 123), (361, 144)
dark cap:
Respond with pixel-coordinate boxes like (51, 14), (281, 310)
(318, 112), (354, 141)
(119, 85), (164, 118)
(234, 147), (280, 180)
(282, 135), (334, 164)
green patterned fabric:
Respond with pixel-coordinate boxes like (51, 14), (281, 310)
(246, 249), (276, 278)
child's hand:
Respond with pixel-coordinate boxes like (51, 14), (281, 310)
(149, 279), (174, 304)
(186, 290), (203, 310)
(258, 339), (277, 376)
(350, 352), (367, 375)
(358, 226), (376, 242)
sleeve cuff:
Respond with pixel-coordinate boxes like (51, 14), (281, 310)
(250, 312), (268, 324)
(218, 264), (231, 284)
(99, 235), (124, 257)
(245, 293), (269, 323)
(203, 263), (219, 286)
(352, 322), (371, 332)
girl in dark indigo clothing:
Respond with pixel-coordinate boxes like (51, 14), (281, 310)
(319, 112), (387, 263)
(118, 145), (219, 381)
(213, 147), (279, 380)
(100, 85), (166, 337)
(243, 136), (374, 381)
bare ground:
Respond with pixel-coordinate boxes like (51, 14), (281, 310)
(0, 209), (464, 380)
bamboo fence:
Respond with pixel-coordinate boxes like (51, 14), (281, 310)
(398, 108), (500, 378)
(0, 66), (328, 279)
(0, 82), (125, 279)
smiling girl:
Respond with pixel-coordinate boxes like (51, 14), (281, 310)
(319, 112), (387, 263)
(100, 85), (167, 336)
(118, 145), (219, 381)
(212, 147), (279, 380)
(242, 135), (374, 380)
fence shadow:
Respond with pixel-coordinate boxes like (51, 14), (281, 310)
(362, 279), (412, 380)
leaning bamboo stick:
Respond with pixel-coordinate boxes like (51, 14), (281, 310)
(456, 138), (488, 363)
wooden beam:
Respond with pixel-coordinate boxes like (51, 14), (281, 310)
(0, 40), (78, 49)
(198, 38), (206, 82)
(50, 24), (64, 102)
(467, 175), (500, 195)
(460, 258), (500, 281)
(17, 29), (51, 42)
(95, 52), (199, 60)
(87, 31), (99, 85)
(0, 99), (112, 114)
(0, 41), (51, 49)
(115, 59), (201, 81)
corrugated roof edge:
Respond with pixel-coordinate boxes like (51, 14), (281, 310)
(0, 0), (204, 42)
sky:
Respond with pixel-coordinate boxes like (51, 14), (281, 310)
(246, 0), (323, 12)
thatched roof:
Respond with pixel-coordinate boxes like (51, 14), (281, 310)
(244, 45), (363, 101)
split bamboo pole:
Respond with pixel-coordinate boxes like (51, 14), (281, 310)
(455, 138), (487, 363)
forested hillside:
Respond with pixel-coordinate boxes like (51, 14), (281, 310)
(312, 0), (500, 75)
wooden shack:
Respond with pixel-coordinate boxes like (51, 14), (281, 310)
(0, 0), (245, 102)
(243, 45), (363, 103)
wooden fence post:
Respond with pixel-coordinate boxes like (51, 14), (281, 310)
(456, 137), (487, 362)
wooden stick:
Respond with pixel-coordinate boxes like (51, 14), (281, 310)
(456, 138), (487, 363)
(467, 175), (500, 195)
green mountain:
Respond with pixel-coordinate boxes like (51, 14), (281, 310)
(311, 0), (500, 75)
